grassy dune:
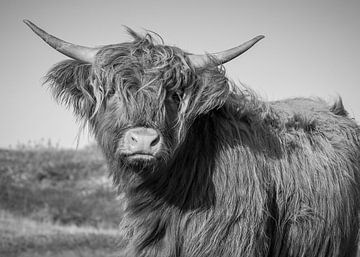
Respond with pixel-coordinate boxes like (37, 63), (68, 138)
(0, 210), (125, 257)
(0, 145), (123, 228)
(0, 145), (127, 256)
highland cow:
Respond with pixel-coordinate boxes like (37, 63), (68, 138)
(24, 20), (360, 257)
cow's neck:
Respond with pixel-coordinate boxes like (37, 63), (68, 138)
(119, 105), (259, 255)
(131, 113), (218, 211)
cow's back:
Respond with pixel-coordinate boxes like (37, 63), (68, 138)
(266, 97), (360, 257)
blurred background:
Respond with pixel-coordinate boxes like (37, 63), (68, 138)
(0, 0), (359, 256)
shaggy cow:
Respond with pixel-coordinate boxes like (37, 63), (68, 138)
(24, 20), (360, 257)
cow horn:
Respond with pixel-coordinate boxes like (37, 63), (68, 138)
(23, 20), (100, 63)
(187, 35), (265, 68)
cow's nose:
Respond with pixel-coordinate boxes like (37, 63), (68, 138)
(124, 127), (161, 154)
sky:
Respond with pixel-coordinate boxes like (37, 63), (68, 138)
(0, 0), (359, 148)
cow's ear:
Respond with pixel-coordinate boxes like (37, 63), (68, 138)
(45, 60), (97, 120)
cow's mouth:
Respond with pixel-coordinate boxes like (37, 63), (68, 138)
(122, 153), (158, 168)
(127, 153), (156, 161)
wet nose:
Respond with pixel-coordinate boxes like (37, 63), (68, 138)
(124, 127), (161, 154)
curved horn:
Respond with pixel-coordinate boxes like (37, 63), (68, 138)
(187, 35), (265, 68)
(23, 19), (100, 63)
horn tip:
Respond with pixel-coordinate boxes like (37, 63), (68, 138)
(23, 19), (31, 25)
(255, 35), (265, 41)
(23, 19), (35, 29)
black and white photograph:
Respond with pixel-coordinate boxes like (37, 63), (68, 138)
(1, 0), (360, 256)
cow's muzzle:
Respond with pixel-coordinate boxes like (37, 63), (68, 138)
(122, 127), (162, 161)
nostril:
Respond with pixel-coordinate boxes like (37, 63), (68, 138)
(130, 135), (138, 143)
(150, 134), (160, 147)
(124, 127), (161, 153)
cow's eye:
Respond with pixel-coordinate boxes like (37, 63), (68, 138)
(171, 93), (182, 103)
(106, 88), (116, 97)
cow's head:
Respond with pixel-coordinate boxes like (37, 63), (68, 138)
(24, 20), (264, 173)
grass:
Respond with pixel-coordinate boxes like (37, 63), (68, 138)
(0, 143), (127, 256)
(0, 145), (124, 228)
(0, 210), (126, 257)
